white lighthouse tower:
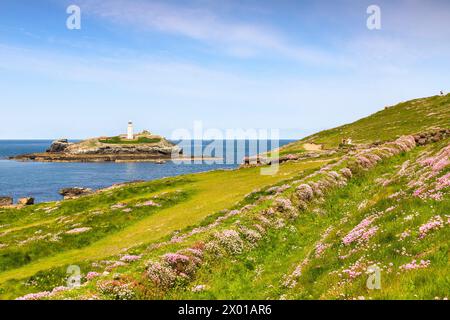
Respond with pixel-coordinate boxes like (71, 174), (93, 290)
(127, 121), (134, 140)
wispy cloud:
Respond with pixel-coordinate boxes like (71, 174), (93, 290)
(79, 0), (339, 65)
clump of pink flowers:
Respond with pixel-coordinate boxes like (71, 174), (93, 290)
(295, 184), (314, 202)
(86, 271), (101, 280)
(418, 215), (444, 239)
(16, 291), (50, 300)
(97, 280), (135, 300)
(342, 215), (379, 246)
(399, 259), (430, 271)
(120, 255), (142, 262)
(342, 259), (366, 279)
(315, 242), (331, 258)
(420, 145), (450, 172)
(146, 261), (177, 289)
(274, 197), (296, 215)
(16, 286), (70, 300)
(398, 230), (411, 241)
(163, 253), (190, 267)
(207, 229), (244, 255)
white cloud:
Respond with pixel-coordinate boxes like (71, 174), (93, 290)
(79, 0), (339, 65)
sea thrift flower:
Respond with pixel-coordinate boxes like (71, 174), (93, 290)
(97, 280), (135, 300)
(315, 242), (331, 258)
(399, 259), (430, 271)
(274, 197), (296, 213)
(120, 255), (142, 262)
(281, 258), (309, 288)
(267, 184), (291, 195)
(295, 184), (314, 202)
(163, 253), (190, 267)
(418, 216), (444, 239)
(239, 227), (262, 245)
(342, 259), (366, 279)
(86, 271), (101, 280)
(146, 261), (177, 289)
(342, 215), (378, 246)
(340, 168), (353, 179)
(398, 230), (411, 241)
(106, 261), (127, 271)
(16, 291), (50, 300)
(210, 229), (244, 255)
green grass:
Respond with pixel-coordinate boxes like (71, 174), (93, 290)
(1, 94), (449, 300)
(281, 94), (450, 151)
(0, 159), (329, 297)
(99, 136), (162, 144)
(168, 142), (449, 300)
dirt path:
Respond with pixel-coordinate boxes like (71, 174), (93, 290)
(302, 143), (323, 151)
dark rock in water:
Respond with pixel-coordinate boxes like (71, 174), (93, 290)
(59, 187), (93, 199)
(0, 197), (13, 206)
(17, 197), (34, 205)
(47, 139), (71, 153)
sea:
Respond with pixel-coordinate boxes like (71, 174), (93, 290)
(0, 139), (295, 203)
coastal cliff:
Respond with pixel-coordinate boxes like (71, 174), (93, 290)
(11, 131), (182, 162)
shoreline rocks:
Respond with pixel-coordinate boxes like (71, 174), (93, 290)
(59, 187), (94, 199)
(17, 197), (34, 206)
(0, 197), (13, 207)
(46, 139), (71, 153)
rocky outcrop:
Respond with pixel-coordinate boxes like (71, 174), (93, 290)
(59, 187), (93, 199)
(0, 197), (13, 206)
(11, 131), (183, 162)
(413, 129), (450, 146)
(46, 139), (72, 153)
(17, 197), (34, 206)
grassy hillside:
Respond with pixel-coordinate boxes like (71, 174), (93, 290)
(281, 94), (450, 153)
(172, 141), (450, 300)
(0, 95), (448, 300)
(0, 158), (332, 299)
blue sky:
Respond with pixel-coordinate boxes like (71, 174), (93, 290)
(0, 0), (449, 139)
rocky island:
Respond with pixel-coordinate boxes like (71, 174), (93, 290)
(11, 125), (183, 163)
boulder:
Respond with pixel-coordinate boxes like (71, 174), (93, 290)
(17, 197), (34, 206)
(59, 187), (93, 199)
(417, 138), (427, 146)
(47, 139), (71, 153)
(0, 197), (13, 206)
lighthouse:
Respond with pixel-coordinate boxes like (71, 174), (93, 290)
(127, 121), (134, 140)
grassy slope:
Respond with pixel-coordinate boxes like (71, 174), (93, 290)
(281, 94), (450, 152)
(0, 159), (329, 290)
(172, 142), (449, 300)
(0, 94), (448, 300)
